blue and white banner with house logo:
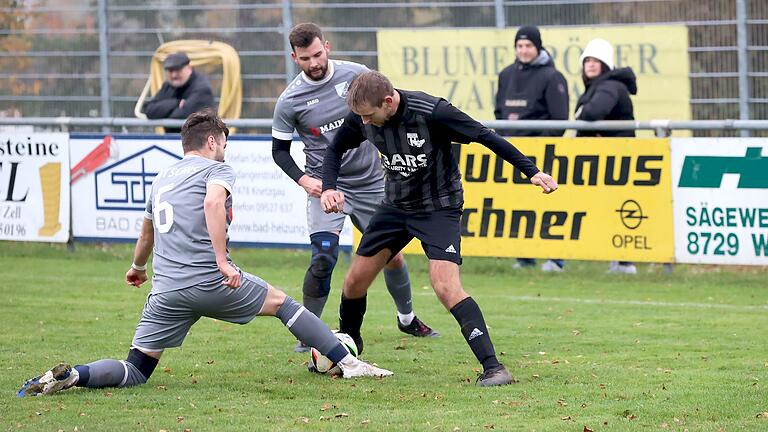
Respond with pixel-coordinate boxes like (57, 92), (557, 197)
(671, 138), (768, 265)
(69, 135), (352, 248)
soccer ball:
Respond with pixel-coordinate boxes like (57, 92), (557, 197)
(310, 331), (358, 376)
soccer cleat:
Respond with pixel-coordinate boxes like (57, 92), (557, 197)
(338, 357), (393, 379)
(397, 316), (440, 338)
(541, 260), (564, 273)
(476, 364), (514, 387)
(17, 363), (79, 397)
(294, 341), (310, 353)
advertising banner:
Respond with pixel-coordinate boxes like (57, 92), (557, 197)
(672, 139), (768, 265)
(377, 25), (690, 135)
(69, 135), (351, 247)
(398, 138), (675, 262)
(0, 133), (70, 242)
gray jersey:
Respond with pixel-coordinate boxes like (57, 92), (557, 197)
(272, 60), (383, 189)
(144, 155), (236, 294)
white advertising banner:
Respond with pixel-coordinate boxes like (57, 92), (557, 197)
(671, 138), (768, 265)
(70, 135), (351, 246)
(0, 133), (70, 242)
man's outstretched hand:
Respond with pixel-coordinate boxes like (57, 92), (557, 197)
(530, 172), (558, 194)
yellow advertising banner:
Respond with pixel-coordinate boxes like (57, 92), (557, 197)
(383, 138), (675, 262)
(377, 26), (690, 135)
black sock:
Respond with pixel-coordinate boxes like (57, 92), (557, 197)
(74, 365), (90, 387)
(450, 297), (500, 371)
(339, 294), (367, 348)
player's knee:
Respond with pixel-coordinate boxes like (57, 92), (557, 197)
(124, 348), (160, 385)
(343, 271), (368, 297)
(385, 252), (406, 269)
(307, 232), (339, 280)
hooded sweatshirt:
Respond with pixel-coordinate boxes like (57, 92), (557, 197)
(575, 67), (638, 137)
(494, 49), (569, 137)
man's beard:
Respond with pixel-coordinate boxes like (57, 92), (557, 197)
(307, 64), (328, 80)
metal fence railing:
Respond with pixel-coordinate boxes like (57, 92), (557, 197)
(3, 117), (768, 139)
(1, 0), (766, 136)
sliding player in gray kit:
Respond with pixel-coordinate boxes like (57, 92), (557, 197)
(272, 23), (439, 352)
(17, 109), (392, 397)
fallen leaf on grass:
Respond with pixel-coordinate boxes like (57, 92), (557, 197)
(583, 427), (593, 432)
(361, 419), (371, 425)
(177, 416), (184, 423)
(298, 417), (309, 424)
(661, 422), (670, 428)
(335, 413), (349, 418)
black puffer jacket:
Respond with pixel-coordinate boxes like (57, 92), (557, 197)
(494, 50), (569, 137)
(575, 67), (637, 137)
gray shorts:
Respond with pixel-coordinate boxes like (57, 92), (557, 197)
(131, 271), (269, 351)
(307, 184), (385, 235)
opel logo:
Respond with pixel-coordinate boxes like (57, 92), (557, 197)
(616, 199), (648, 230)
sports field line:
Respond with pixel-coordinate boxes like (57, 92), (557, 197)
(477, 294), (768, 312)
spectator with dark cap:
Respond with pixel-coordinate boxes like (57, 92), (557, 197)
(142, 52), (215, 133)
(495, 26), (569, 273)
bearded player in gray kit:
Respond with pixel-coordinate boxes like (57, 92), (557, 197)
(272, 23), (438, 352)
(16, 109), (392, 398)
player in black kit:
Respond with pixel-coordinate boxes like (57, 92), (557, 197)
(321, 71), (558, 387)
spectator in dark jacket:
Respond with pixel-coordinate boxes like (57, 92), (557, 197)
(495, 26), (569, 137)
(142, 52), (215, 133)
(575, 38), (638, 138)
(495, 26), (569, 272)
(575, 38), (638, 275)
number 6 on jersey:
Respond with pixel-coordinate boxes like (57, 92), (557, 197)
(154, 184), (175, 233)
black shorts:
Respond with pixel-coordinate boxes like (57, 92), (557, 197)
(356, 204), (462, 265)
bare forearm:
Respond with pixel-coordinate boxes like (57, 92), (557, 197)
(132, 219), (154, 265)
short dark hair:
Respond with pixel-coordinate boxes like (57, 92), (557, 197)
(180, 108), (229, 153)
(347, 70), (394, 110)
(289, 23), (323, 50)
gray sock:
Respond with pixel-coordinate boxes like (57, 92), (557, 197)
(75, 359), (148, 388)
(384, 264), (413, 315)
(302, 294), (328, 318)
(277, 296), (344, 360)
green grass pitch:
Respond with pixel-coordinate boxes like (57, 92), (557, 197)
(2, 242), (767, 431)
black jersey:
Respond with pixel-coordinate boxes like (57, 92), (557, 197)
(324, 89), (539, 211)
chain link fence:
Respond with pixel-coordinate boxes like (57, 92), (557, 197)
(1, 0), (766, 135)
